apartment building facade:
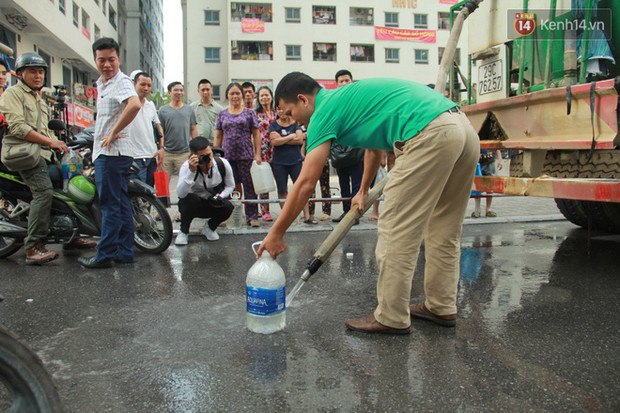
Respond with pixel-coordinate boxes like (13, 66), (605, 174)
(182, 0), (466, 103)
(0, 0), (164, 129)
(119, 0), (164, 93)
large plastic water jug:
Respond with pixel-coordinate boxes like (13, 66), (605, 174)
(246, 242), (286, 334)
(250, 161), (276, 195)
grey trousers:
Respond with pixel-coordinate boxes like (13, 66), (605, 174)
(19, 157), (53, 249)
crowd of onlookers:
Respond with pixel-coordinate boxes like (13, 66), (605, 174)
(150, 69), (396, 246)
(0, 40), (495, 264)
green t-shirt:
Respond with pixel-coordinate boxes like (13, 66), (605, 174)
(306, 78), (457, 153)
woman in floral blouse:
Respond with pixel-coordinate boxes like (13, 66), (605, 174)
(254, 86), (276, 222)
(214, 83), (262, 227)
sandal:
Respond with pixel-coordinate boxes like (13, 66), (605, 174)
(369, 216), (378, 221)
(303, 218), (318, 225)
(471, 212), (481, 218)
(262, 213), (273, 222)
(486, 211), (497, 217)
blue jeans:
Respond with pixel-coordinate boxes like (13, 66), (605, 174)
(135, 158), (157, 187)
(336, 162), (363, 212)
(94, 155), (134, 261)
(272, 162), (303, 195)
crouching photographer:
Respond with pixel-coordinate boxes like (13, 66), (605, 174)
(175, 136), (235, 245)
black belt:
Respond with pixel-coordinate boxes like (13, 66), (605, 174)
(448, 106), (461, 114)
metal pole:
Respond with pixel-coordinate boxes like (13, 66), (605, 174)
(517, 0), (530, 95)
(543, 0), (558, 88)
(468, 54), (472, 103)
(435, 0), (484, 94)
(578, 0), (594, 83)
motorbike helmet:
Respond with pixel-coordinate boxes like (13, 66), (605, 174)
(15, 53), (47, 75)
(67, 175), (96, 205)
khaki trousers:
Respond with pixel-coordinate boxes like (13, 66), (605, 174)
(18, 157), (54, 250)
(162, 151), (190, 181)
(374, 111), (480, 328)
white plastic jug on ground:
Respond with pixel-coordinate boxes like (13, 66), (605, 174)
(250, 161), (276, 195)
(246, 242), (286, 334)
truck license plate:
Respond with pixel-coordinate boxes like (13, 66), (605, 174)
(478, 60), (503, 95)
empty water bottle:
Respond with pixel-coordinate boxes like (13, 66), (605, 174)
(246, 242), (286, 334)
(227, 191), (244, 230)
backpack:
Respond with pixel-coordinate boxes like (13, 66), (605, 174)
(330, 142), (365, 169)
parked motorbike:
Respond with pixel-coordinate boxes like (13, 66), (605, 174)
(0, 120), (173, 258)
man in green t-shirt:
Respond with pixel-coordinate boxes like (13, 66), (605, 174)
(257, 72), (479, 334)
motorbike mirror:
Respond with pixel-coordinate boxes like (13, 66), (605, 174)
(48, 119), (66, 131)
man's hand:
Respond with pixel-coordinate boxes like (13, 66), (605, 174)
(101, 133), (125, 149)
(351, 189), (368, 215)
(50, 139), (69, 154)
(188, 154), (199, 173)
(257, 232), (287, 259)
(156, 148), (165, 164)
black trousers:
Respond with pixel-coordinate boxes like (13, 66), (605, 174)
(178, 193), (234, 234)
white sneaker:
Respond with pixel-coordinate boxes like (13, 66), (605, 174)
(202, 226), (219, 241)
(175, 232), (188, 245)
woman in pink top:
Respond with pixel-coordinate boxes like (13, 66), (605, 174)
(254, 86), (276, 221)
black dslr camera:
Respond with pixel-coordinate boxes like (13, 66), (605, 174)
(208, 193), (224, 206)
(198, 154), (211, 166)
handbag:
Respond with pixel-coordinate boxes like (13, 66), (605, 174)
(1, 102), (43, 171)
(1, 137), (41, 171)
(153, 163), (171, 207)
(330, 143), (365, 169)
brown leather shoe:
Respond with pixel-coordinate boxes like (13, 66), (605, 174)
(63, 238), (98, 250)
(345, 313), (410, 335)
(410, 303), (457, 327)
(25, 242), (59, 265)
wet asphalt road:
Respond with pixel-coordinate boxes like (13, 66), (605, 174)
(0, 220), (619, 412)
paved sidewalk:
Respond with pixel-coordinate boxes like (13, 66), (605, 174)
(165, 169), (565, 237)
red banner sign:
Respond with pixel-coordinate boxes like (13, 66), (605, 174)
(241, 18), (264, 33)
(74, 104), (94, 128)
(316, 80), (337, 90)
(375, 26), (436, 43)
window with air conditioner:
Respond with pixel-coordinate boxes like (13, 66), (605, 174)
(349, 7), (373, 26)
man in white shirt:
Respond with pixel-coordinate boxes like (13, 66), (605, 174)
(78, 38), (141, 269)
(128, 71), (164, 187)
(175, 137), (235, 245)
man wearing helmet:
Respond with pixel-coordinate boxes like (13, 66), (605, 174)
(0, 53), (96, 264)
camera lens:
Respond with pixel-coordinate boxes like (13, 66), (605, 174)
(198, 154), (211, 165)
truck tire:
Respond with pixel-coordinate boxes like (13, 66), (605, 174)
(509, 153), (523, 177)
(543, 150), (620, 234)
(554, 199), (590, 228)
(587, 201), (620, 233)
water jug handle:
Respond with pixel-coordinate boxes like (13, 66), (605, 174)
(251, 241), (262, 256)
